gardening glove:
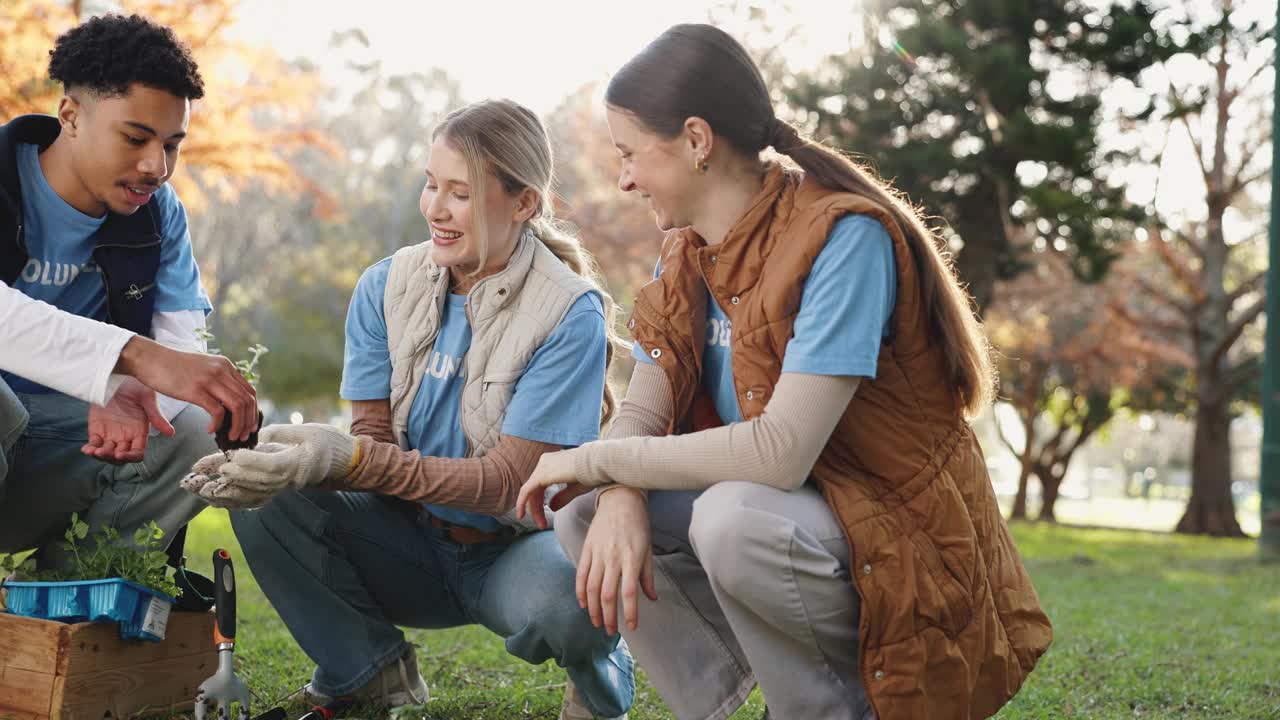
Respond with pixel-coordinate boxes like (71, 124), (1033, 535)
(182, 443), (291, 510)
(218, 423), (358, 494)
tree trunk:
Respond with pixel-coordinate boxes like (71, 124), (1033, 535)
(1009, 396), (1037, 520)
(1176, 397), (1246, 536)
(1175, 18), (1246, 539)
(1038, 469), (1063, 522)
(1011, 470), (1030, 520)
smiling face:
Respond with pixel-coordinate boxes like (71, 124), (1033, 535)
(60, 84), (190, 217)
(606, 105), (706, 233)
(419, 133), (533, 286)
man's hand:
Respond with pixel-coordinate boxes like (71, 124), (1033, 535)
(82, 377), (174, 464)
(114, 336), (258, 442)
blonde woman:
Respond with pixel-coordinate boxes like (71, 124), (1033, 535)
(186, 100), (633, 720)
(517, 24), (1053, 720)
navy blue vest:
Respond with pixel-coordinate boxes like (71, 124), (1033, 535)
(0, 115), (162, 337)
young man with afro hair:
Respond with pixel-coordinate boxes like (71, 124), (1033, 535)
(0, 13), (257, 571)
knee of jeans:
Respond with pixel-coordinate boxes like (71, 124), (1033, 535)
(228, 490), (300, 551)
(168, 405), (220, 461)
(531, 594), (604, 655)
(688, 483), (764, 594)
(553, 492), (597, 565)
(0, 389), (28, 454)
(228, 505), (269, 550)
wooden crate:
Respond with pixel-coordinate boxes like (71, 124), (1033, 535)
(0, 609), (216, 719)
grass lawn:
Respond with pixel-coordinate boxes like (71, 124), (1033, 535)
(168, 513), (1280, 718)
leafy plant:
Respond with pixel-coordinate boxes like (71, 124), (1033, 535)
(195, 327), (269, 387)
(1, 513), (178, 598)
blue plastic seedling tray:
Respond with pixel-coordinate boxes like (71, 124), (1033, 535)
(3, 578), (175, 642)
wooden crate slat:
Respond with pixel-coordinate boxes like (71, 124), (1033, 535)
(55, 652), (211, 719)
(0, 666), (55, 715)
(59, 611), (213, 675)
(0, 710), (47, 720)
(0, 613), (64, 675)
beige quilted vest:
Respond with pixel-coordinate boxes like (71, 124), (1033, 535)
(383, 230), (596, 526)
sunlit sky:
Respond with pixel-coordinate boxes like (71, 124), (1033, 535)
(229, 0), (1273, 243)
(232, 0), (863, 114)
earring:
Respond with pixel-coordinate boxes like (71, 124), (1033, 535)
(695, 156), (709, 174)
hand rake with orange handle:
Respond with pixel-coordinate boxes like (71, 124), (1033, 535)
(195, 549), (251, 720)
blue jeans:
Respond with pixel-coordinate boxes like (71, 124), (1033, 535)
(0, 377), (29, 500)
(230, 489), (634, 718)
(0, 379), (212, 569)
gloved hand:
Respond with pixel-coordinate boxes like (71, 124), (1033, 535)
(182, 443), (291, 509)
(219, 423), (357, 493)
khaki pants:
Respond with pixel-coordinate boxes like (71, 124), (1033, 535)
(556, 482), (876, 720)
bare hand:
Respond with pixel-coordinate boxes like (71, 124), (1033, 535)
(516, 449), (583, 529)
(115, 336), (258, 441)
(82, 377), (174, 464)
(578, 487), (657, 634)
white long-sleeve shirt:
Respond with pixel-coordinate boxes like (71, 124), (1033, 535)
(0, 279), (133, 405)
(0, 280), (206, 410)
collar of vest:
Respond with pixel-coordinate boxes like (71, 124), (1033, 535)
(666, 163), (798, 302)
(427, 228), (539, 322)
(0, 115), (62, 230)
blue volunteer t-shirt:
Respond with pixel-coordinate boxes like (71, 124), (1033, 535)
(340, 257), (607, 531)
(634, 214), (896, 424)
(2, 143), (212, 394)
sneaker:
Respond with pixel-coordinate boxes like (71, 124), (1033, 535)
(560, 678), (628, 720)
(303, 646), (429, 708)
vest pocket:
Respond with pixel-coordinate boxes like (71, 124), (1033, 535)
(480, 369), (522, 390)
(906, 530), (975, 639)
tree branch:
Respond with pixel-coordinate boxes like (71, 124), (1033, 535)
(1212, 356), (1263, 406)
(1041, 415), (1074, 466)
(994, 407), (1022, 457)
(1045, 417), (1099, 476)
(1228, 164), (1272, 200)
(1226, 269), (1267, 306)
(1235, 53), (1274, 99)
(1210, 294), (1266, 371)
(1123, 266), (1190, 315)
(1149, 223), (1207, 303)
(1168, 83), (1211, 187)
(1107, 301), (1189, 342)
(1170, 226), (1207, 263)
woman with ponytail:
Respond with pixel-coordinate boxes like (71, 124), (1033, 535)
(186, 99), (634, 720)
(516, 24), (1052, 720)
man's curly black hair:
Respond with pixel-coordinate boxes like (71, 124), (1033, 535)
(48, 14), (204, 100)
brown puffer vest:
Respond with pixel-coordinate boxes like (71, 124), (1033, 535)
(627, 164), (1052, 720)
